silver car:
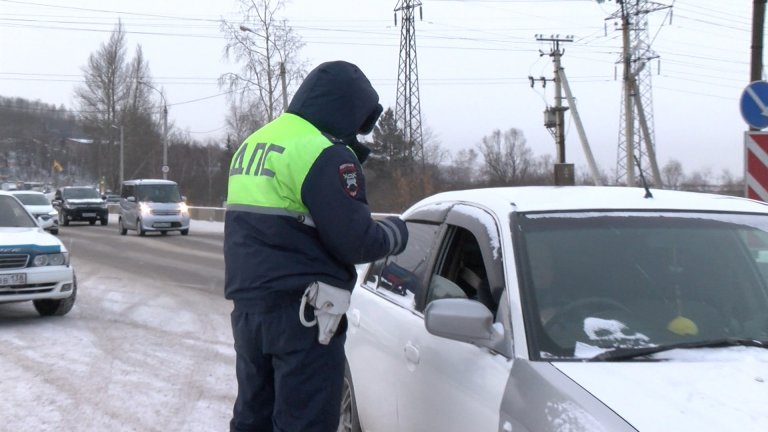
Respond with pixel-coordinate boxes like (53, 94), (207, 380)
(117, 179), (190, 236)
(342, 186), (768, 432)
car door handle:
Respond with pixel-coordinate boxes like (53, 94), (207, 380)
(348, 309), (361, 328)
(404, 342), (420, 365)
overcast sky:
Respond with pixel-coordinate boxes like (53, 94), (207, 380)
(0, 0), (761, 179)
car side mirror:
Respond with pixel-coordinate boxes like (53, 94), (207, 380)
(424, 298), (504, 349)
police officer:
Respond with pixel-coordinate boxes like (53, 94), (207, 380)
(224, 61), (409, 432)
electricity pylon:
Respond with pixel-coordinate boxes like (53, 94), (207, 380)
(394, 0), (424, 165)
(606, 0), (670, 187)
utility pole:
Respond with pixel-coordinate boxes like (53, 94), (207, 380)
(138, 81), (169, 180)
(280, 62), (288, 110)
(751, 0), (766, 133)
(535, 34), (574, 185)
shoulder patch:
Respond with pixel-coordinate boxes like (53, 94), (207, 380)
(338, 163), (360, 198)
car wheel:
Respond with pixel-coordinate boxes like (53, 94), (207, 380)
(180, 229), (189, 236)
(100, 218), (108, 226)
(34, 275), (77, 317)
(49, 228), (59, 235)
(89, 220), (96, 225)
(118, 218), (127, 235)
(161, 231), (168, 236)
(338, 363), (362, 432)
(137, 219), (146, 236)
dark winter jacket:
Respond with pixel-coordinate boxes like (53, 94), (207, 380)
(224, 61), (408, 310)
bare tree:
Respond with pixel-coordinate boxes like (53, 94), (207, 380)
(220, 0), (305, 124)
(422, 126), (447, 166)
(662, 159), (684, 190)
(477, 128), (533, 185)
(224, 96), (266, 145)
(75, 20), (131, 184)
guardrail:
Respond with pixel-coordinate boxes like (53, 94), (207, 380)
(108, 204), (227, 223)
(108, 205), (395, 223)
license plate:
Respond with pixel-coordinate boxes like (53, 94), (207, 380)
(0, 273), (26, 286)
(82, 212), (96, 217)
(154, 222), (171, 228)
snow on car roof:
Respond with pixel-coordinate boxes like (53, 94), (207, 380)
(404, 186), (768, 216)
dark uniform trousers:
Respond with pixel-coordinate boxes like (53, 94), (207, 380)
(229, 295), (346, 432)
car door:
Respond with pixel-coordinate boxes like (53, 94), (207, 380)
(347, 220), (443, 432)
(395, 204), (514, 432)
(119, 183), (138, 228)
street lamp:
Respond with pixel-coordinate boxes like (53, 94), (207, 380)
(111, 124), (124, 186)
(138, 81), (169, 179)
(239, 24), (288, 118)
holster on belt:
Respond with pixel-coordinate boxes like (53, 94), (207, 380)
(299, 281), (351, 345)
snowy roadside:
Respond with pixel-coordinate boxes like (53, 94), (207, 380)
(0, 216), (234, 431)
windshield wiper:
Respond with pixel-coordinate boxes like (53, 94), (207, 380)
(588, 338), (768, 361)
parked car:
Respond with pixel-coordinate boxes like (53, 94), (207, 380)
(118, 179), (190, 236)
(9, 190), (59, 234)
(52, 186), (109, 226)
(104, 193), (121, 204)
(342, 186), (768, 432)
(0, 191), (76, 316)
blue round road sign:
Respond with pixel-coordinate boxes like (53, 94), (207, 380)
(741, 81), (768, 129)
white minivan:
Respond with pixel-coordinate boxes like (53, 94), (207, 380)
(117, 179), (190, 236)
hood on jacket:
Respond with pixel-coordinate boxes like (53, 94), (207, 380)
(287, 61), (382, 162)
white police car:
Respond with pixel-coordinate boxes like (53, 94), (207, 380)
(342, 186), (768, 432)
(0, 191), (76, 316)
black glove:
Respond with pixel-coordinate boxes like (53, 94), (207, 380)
(378, 216), (409, 256)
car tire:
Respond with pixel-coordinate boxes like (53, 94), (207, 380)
(89, 220), (96, 225)
(137, 219), (146, 236)
(49, 228), (59, 235)
(100, 218), (108, 226)
(339, 363), (362, 432)
(33, 275), (77, 317)
(161, 231), (168, 236)
(180, 229), (189, 236)
(118, 218), (127, 235)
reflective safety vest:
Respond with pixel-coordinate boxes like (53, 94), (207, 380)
(226, 113), (342, 224)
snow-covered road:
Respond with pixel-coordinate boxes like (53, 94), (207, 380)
(0, 218), (235, 431)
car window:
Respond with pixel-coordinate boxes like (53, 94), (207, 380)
(428, 227), (493, 311)
(13, 193), (50, 206)
(363, 221), (440, 311)
(63, 188), (100, 199)
(136, 184), (181, 203)
(0, 195), (37, 227)
(517, 211), (768, 360)
(121, 185), (133, 199)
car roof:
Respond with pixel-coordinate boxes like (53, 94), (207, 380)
(8, 190), (45, 195)
(404, 186), (768, 216)
(122, 179), (177, 185)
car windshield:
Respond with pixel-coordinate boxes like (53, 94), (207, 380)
(136, 184), (181, 203)
(63, 188), (100, 199)
(516, 211), (768, 361)
(0, 195), (37, 227)
(14, 193), (50, 206)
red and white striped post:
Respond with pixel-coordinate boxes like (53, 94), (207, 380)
(745, 131), (768, 201)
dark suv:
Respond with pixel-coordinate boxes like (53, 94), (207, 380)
(52, 186), (109, 226)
